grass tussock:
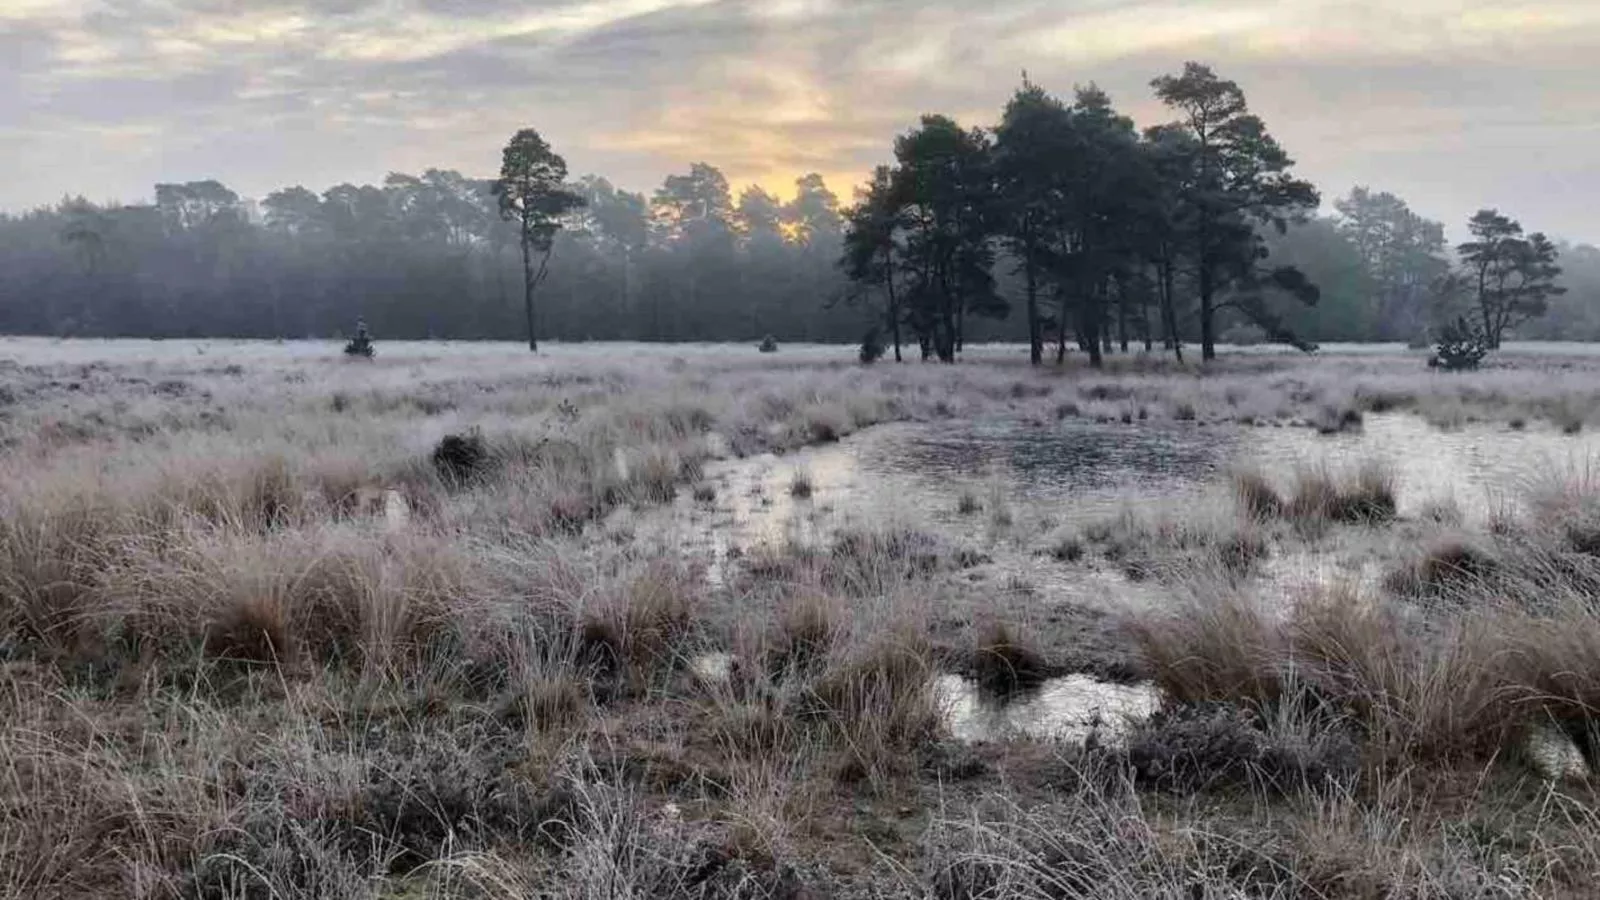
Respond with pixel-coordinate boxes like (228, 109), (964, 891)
(1273, 461), (1398, 530)
(970, 621), (1049, 695)
(1131, 544), (1600, 770)
(1081, 503), (1270, 581)
(765, 591), (842, 675)
(1313, 403), (1364, 435)
(1046, 530), (1085, 563)
(1231, 469), (1284, 520)
(1383, 537), (1500, 600)
(955, 487), (982, 515)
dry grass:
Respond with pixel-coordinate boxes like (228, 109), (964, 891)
(1134, 481), (1600, 769)
(8, 340), (1600, 897)
(1079, 498), (1271, 581)
(1231, 460), (1398, 535)
(970, 621), (1048, 694)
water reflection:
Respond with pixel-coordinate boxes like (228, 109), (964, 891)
(1237, 414), (1600, 520)
(646, 412), (1600, 596)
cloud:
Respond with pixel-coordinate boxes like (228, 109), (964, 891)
(1, 0), (1597, 241)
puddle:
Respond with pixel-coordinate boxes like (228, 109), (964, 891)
(936, 674), (1161, 745)
(624, 412), (1600, 606)
(1236, 414), (1600, 521)
(688, 652), (1159, 747)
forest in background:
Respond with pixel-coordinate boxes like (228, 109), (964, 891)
(2, 64), (1596, 351)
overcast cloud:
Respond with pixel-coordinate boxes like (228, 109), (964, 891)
(2, 0), (1596, 241)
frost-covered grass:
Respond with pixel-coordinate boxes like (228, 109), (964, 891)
(6, 338), (1600, 897)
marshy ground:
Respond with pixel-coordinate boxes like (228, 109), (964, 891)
(8, 338), (1600, 898)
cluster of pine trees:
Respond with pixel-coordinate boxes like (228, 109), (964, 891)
(838, 64), (1577, 364)
(1, 61), (1592, 353)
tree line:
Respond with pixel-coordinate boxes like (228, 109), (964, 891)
(838, 63), (1577, 364)
(2, 61), (1591, 356)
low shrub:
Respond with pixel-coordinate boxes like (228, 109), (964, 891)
(956, 489), (982, 516)
(1313, 404), (1363, 435)
(859, 328), (885, 364)
(432, 431), (488, 486)
(1125, 700), (1359, 795)
(1428, 317), (1489, 372)
(342, 319), (375, 359)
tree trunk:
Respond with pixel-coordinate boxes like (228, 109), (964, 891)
(884, 250), (903, 362)
(887, 276), (902, 363)
(520, 236), (537, 352)
(621, 248), (633, 335)
(1117, 281), (1129, 353)
(1025, 254), (1041, 365)
(1083, 300), (1103, 368)
(1198, 255), (1216, 362)
(1160, 256), (1182, 363)
(936, 270), (957, 363)
(1142, 273), (1154, 352)
(1056, 288), (1070, 364)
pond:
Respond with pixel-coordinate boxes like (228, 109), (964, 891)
(633, 412), (1600, 590)
(634, 412), (1600, 745)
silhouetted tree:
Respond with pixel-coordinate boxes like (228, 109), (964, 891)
(1455, 209), (1565, 348)
(494, 128), (583, 351)
(1151, 62), (1319, 360)
(841, 166), (906, 361)
(994, 79), (1071, 364)
(891, 115), (1001, 361)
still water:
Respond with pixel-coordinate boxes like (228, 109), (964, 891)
(646, 413), (1600, 744)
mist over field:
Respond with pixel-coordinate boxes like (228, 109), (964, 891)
(3, 3), (1597, 352)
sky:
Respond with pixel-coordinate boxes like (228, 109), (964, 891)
(3, 0), (1598, 243)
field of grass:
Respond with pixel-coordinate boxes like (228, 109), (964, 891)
(6, 338), (1600, 898)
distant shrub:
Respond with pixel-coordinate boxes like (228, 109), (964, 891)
(789, 469), (814, 498)
(1313, 404), (1363, 435)
(956, 489), (982, 515)
(1220, 323), (1268, 346)
(343, 319), (375, 358)
(1049, 533), (1085, 563)
(1428, 317), (1488, 372)
(859, 328), (885, 364)
(758, 334), (779, 354)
